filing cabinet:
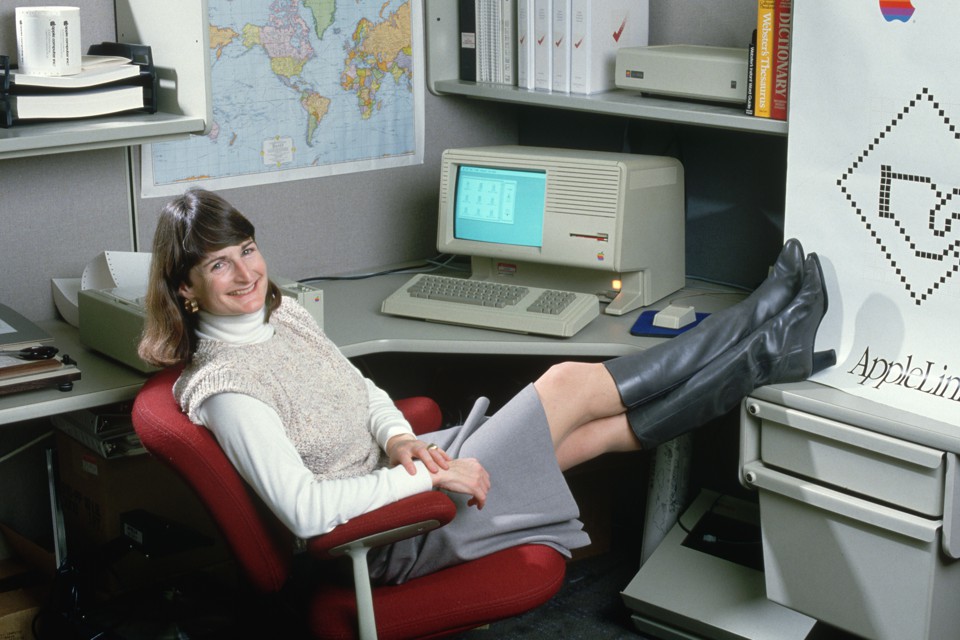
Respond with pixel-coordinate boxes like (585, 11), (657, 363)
(740, 381), (960, 640)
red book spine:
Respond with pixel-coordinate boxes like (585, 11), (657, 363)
(770, 0), (792, 121)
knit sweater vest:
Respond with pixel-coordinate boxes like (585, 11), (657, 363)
(174, 298), (381, 481)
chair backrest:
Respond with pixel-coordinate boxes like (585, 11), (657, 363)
(131, 366), (293, 593)
(131, 367), (446, 596)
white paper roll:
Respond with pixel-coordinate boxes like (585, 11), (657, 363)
(15, 6), (81, 76)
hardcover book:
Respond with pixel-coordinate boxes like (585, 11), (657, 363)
(745, 29), (757, 116)
(516, 0), (534, 88)
(0, 358), (80, 395)
(753, 0), (775, 118)
(569, 0), (649, 95)
(551, 0), (571, 92)
(532, 0), (552, 91)
(500, 0), (517, 85)
(770, 0), (792, 121)
(476, 0), (500, 83)
(459, 0), (477, 82)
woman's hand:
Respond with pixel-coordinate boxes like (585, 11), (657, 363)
(431, 458), (491, 510)
(386, 434), (451, 475)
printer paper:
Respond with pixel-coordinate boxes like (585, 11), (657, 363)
(80, 251), (152, 292)
(52, 252), (152, 327)
(52, 278), (81, 327)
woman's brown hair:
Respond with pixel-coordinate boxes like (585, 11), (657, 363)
(137, 188), (282, 367)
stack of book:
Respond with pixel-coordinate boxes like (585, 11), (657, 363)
(460, 0), (648, 95)
(0, 304), (80, 395)
(746, 0), (792, 121)
(0, 42), (157, 128)
(51, 404), (144, 459)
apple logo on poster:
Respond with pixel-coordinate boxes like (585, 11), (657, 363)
(879, 0), (916, 22)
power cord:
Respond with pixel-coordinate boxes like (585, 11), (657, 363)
(298, 254), (467, 283)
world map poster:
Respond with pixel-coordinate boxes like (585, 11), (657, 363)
(142, 0), (424, 196)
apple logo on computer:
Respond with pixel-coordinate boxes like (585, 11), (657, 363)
(879, 0), (915, 22)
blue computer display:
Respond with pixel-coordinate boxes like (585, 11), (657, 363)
(453, 165), (546, 248)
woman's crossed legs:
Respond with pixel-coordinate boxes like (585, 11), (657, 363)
(533, 362), (638, 471)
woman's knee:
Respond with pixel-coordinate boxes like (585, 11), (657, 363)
(535, 361), (594, 393)
(535, 361), (618, 410)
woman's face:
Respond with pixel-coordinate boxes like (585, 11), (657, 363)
(179, 238), (268, 316)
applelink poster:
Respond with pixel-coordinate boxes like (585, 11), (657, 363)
(784, 0), (960, 425)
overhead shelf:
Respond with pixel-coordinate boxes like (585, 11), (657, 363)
(423, 0), (787, 136)
(0, 0), (211, 161)
(0, 112), (205, 160)
(432, 79), (788, 136)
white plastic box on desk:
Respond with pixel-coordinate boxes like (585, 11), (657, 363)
(739, 381), (960, 640)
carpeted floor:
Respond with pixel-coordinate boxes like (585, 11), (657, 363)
(454, 546), (865, 640)
(57, 541), (864, 640)
(51, 548), (644, 640)
(454, 549), (643, 640)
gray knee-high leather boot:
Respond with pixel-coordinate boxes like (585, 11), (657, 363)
(603, 238), (807, 409)
(624, 253), (834, 449)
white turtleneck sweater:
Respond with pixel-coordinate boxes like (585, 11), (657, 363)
(189, 305), (432, 538)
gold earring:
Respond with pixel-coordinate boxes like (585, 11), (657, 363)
(183, 298), (199, 314)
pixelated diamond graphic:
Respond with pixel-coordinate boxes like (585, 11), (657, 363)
(837, 88), (960, 305)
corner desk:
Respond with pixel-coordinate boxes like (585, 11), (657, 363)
(1, 273), (746, 559)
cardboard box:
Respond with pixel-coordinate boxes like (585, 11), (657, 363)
(0, 588), (43, 640)
(55, 431), (216, 549)
(54, 432), (232, 595)
(0, 524), (53, 640)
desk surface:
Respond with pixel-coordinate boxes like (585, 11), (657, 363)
(321, 273), (744, 359)
(0, 274), (743, 425)
(0, 320), (147, 425)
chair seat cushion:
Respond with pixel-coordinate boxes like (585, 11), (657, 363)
(308, 543), (566, 640)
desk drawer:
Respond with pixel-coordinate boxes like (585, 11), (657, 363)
(742, 462), (960, 640)
(744, 398), (946, 517)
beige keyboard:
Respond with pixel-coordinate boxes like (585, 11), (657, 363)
(381, 273), (600, 337)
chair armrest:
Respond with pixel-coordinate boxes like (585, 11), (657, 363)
(307, 491), (456, 559)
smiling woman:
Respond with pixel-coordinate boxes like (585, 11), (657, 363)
(179, 239), (269, 317)
(138, 188), (284, 368)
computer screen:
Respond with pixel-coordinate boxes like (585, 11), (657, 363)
(435, 145), (686, 313)
(453, 165), (546, 248)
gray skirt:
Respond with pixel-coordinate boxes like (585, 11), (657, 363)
(368, 384), (591, 585)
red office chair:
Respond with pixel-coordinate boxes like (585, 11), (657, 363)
(131, 366), (567, 640)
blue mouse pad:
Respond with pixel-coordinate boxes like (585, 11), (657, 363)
(629, 310), (710, 337)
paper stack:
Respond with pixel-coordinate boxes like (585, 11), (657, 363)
(0, 304), (80, 395)
(51, 404), (144, 459)
(1, 43), (157, 128)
